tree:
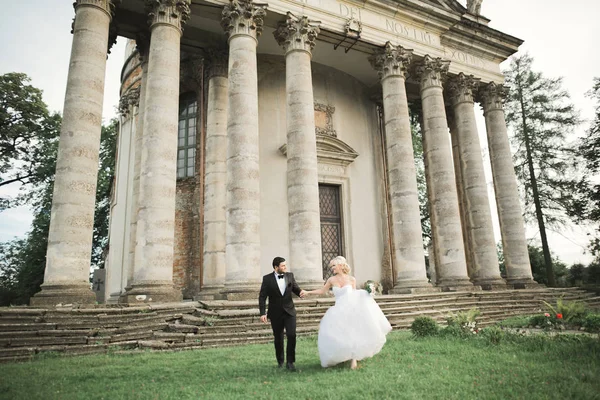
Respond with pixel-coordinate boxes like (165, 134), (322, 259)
(0, 73), (118, 304)
(0, 73), (53, 196)
(526, 243), (567, 286)
(504, 54), (580, 286)
(571, 78), (600, 256)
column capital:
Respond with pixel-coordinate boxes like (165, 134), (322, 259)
(205, 49), (229, 78)
(273, 13), (320, 56)
(118, 87), (141, 117)
(477, 82), (508, 114)
(221, 0), (268, 41)
(368, 41), (413, 81)
(74, 0), (115, 18)
(145, 0), (191, 33)
(414, 55), (450, 90)
(447, 73), (480, 106)
(184, 55), (205, 89)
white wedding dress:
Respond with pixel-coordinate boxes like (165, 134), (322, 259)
(317, 285), (392, 368)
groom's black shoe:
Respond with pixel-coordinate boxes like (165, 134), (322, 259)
(278, 362), (284, 369)
(286, 362), (297, 372)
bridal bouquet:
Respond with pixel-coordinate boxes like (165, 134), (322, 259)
(364, 280), (383, 296)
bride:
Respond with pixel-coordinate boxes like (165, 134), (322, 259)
(303, 256), (392, 369)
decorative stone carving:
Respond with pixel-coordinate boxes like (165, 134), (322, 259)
(221, 0), (267, 39)
(279, 134), (359, 168)
(447, 73), (480, 105)
(368, 41), (413, 80)
(467, 0), (483, 15)
(145, 0), (191, 32)
(273, 13), (320, 54)
(414, 55), (450, 89)
(477, 82), (508, 113)
(205, 49), (229, 78)
(118, 87), (140, 116)
(185, 55), (204, 89)
(314, 102), (336, 137)
(345, 17), (362, 38)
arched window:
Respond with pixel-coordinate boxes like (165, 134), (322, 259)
(178, 95), (197, 178)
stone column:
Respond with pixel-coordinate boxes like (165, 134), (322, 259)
(273, 14), (323, 288)
(448, 110), (472, 280)
(31, 0), (114, 306)
(447, 74), (505, 289)
(105, 87), (140, 303)
(415, 56), (473, 290)
(220, 0), (267, 299)
(122, 36), (150, 302)
(368, 43), (432, 293)
(123, 0), (190, 303)
(478, 82), (536, 288)
(199, 50), (229, 300)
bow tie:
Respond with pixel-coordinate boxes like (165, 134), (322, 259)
(277, 274), (285, 279)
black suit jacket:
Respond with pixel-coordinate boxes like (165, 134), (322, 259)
(259, 272), (301, 319)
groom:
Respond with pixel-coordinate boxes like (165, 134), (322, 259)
(259, 256), (306, 372)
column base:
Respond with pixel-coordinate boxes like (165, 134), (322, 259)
(30, 283), (96, 307)
(472, 277), (508, 291)
(507, 278), (540, 289)
(120, 281), (182, 304)
(194, 285), (227, 301)
(221, 283), (261, 301)
(389, 279), (440, 294)
(106, 291), (124, 304)
(437, 277), (480, 292)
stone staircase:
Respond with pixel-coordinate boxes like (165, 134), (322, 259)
(1, 287), (598, 363)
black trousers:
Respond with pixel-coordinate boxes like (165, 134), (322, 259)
(270, 312), (297, 364)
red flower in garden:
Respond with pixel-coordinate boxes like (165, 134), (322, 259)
(556, 313), (563, 319)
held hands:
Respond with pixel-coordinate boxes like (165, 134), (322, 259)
(299, 290), (307, 298)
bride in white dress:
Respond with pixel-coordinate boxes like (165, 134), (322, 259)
(303, 256), (392, 369)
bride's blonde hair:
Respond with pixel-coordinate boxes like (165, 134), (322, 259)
(331, 256), (351, 274)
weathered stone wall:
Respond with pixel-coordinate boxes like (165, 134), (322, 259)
(257, 54), (385, 286)
(173, 178), (199, 297)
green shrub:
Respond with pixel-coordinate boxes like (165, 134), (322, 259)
(496, 315), (530, 328)
(446, 308), (481, 336)
(583, 314), (600, 333)
(542, 297), (587, 323)
(446, 308), (480, 327)
(529, 314), (554, 329)
(481, 326), (505, 345)
(440, 324), (469, 338)
(410, 316), (439, 337)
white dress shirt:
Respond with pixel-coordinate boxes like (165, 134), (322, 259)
(275, 272), (286, 296)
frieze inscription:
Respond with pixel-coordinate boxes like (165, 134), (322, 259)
(385, 19), (433, 45)
(339, 3), (361, 20)
(443, 47), (488, 70)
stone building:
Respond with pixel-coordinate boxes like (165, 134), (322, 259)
(31, 0), (536, 306)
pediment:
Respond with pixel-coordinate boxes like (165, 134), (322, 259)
(279, 134), (359, 167)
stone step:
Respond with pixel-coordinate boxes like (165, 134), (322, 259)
(0, 323), (58, 332)
(6, 335), (89, 347)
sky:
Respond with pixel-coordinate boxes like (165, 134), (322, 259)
(0, 0), (599, 265)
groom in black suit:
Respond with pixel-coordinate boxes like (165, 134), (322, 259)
(259, 256), (305, 371)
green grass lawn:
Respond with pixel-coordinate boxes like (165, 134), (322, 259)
(1, 331), (599, 400)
